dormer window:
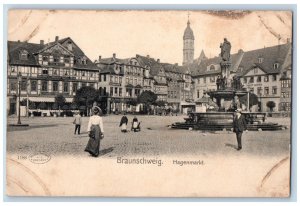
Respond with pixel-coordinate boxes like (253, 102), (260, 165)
(209, 65), (215, 71)
(53, 56), (59, 63)
(67, 41), (73, 51)
(81, 56), (87, 65)
(273, 63), (280, 69)
(43, 55), (49, 61)
(258, 57), (264, 63)
(20, 50), (28, 60)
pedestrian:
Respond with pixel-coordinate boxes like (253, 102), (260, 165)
(73, 111), (82, 135)
(119, 112), (128, 133)
(132, 116), (139, 132)
(85, 106), (104, 157)
(233, 108), (247, 151)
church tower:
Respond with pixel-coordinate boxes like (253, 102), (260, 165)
(183, 15), (194, 65)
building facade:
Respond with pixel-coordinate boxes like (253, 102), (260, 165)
(7, 37), (99, 116)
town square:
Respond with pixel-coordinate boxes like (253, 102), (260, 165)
(5, 10), (293, 197)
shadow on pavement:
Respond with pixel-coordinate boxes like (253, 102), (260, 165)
(99, 147), (114, 156)
(7, 124), (59, 132)
(225, 143), (237, 150)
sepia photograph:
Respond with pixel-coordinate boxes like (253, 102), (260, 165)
(5, 9), (293, 197)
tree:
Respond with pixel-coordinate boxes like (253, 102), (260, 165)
(52, 102), (59, 110)
(70, 102), (78, 110)
(29, 102), (36, 110)
(73, 86), (98, 116)
(38, 102), (47, 110)
(240, 93), (259, 109)
(266, 101), (276, 112)
(137, 91), (157, 113)
(55, 94), (66, 110)
(155, 100), (167, 107)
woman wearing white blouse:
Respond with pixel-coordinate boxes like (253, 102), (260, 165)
(84, 106), (104, 157)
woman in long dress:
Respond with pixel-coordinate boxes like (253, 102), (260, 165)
(85, 106), (104, 157)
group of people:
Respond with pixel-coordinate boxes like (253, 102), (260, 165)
(119, 113), (141, 133)
(72, 108), (142, 158)
(73, 105), (247, 158)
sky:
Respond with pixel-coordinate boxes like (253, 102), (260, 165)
(8, 10), (292, 65)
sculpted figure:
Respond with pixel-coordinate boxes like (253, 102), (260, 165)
(220, 38), (231, 62)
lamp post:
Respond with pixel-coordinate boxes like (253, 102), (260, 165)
(17, 72), (22, 125)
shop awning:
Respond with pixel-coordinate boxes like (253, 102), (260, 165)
(22, 97), (73, 103)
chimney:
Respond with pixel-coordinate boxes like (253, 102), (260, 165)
(157, 59), (160, 63)
(55, 36), (59, 42)
(98, 56), (101, 62)
(147, 55), (150, 58)
(40, 40), (44, 45)
(17, 40), (20, 42)
(113, 53), (116, 58)
(287, 38), (291, 43)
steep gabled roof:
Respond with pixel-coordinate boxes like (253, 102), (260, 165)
(8, 41), (44, 66)
(237, 43), (291, 76)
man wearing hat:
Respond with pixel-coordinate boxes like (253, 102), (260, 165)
(233, 108), (247, 150)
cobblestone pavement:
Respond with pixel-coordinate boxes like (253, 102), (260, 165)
(6, 115), (291, 158)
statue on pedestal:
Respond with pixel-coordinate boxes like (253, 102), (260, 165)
(220, 38), (231, 62)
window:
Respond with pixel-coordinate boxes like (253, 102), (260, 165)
(257, 76), (261, 82)
(10, 79), (17, 91)
(264, 76), (269, 82)
(81, 83), (86, 88)
(31, 80), (37, 92)
(54, 56), (59, 63)
(73, 83), (78, 92)
(41, 81), (48, 91)
(264, 87), (269, 95)
(135, 89), (140, 96)
(53, 69), (58, 75)
(82, 71), (85, 77)
(210, 76), (215, 83)
(64, 70), (69, 76)
(119, 77), (122, 84)
(119, 88), (122, 96)
(197, 78), (200, 84)
(110, 87), (113, 96)
(197, 90), (200, 98)
(114, 87), (118, 96)
(42, 68), (48, 75)
(249, 77), (254, 83)
(53, 81), (59, 92)
(257, 87), (262, 95)
(272, 86), (277, 95)
(20, 50), (28, 60)
(273, 63), (279, 69)
(43, 56), (48, 61)
(64, 82), (69, 93)
(254, 68), (258, 74)
(126, 77), (129, 84)
(243, 77), (247, 83)
(90, 72), (94, 77)
(21, 80), (27, 91)
(11, 66), (16, 73)
(249, 87), (254, 93)
(203, 77), (206, 84)
(115, 76), (118, 83)
(210, 65), (215, 71)
(64, 57), (70, 63)
(258, 57), (263, 63)
(272, 74), (277, 81)
(281, 80), (291, 88)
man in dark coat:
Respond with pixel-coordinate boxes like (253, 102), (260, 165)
(233, 109), (247, 150)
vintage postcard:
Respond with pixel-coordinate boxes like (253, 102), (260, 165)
(6, 9), (292, 197)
